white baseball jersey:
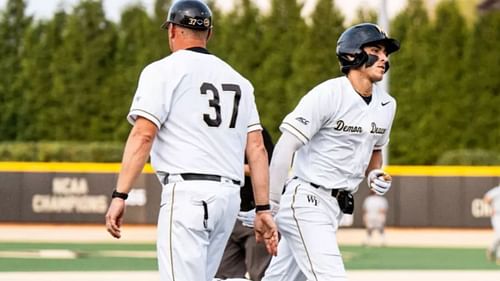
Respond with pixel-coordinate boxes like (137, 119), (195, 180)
(280, 76), (396, 192)
(363, 194), (388, 228)
(128, 49), (261, 183)
(485, 185), (500, 260)
(486, 185), (500, 237)
(130, 48), (261, 281)
(486, 185), (500, 216)
(263, 77), (397, 281)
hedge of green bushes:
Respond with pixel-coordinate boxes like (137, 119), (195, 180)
(0, 142), (124, 162)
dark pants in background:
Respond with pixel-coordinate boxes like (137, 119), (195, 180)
(216, 220), (272, 281)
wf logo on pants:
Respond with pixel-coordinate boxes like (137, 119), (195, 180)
(307, 195), (318, 206)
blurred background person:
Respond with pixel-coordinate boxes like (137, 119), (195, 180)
(483, 184), (500, 264)
(362, 190), (389, 247)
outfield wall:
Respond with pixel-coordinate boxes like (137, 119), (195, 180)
(0, 162), (162, 224)
(0, 162), (498, 228)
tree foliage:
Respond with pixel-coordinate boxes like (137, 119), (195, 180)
(0, 0), (498, 164)
(0, 0), (31, 140)
(287, 0), (344, 109)
(253, 0), (306, 138)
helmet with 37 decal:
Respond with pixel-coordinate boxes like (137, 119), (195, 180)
(161, 0), (212, 31)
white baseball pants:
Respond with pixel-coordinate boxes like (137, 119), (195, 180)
(157, 179), (241, 281)
(263, 177), (348, 281)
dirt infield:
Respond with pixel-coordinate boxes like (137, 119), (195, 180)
(0, 223), (493, 247)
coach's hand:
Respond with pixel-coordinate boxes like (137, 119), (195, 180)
(367, 169), (392, 195)
(105, 198), (126, 239)
(254, 211), (278, 256)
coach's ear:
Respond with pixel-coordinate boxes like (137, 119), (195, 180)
(206, 28), (212, 41)
(168, 23), (176, 39)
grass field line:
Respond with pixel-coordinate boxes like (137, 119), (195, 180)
(0, 250), (77, 259)
(1, 270), (500, 281)
(0, 249), (157, 259)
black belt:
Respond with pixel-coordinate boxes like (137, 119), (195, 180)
(293, 176), (354, 213)
(293, 176), (354, 214)
(162, 173), (241, 186)
(294, 176), (342, 197)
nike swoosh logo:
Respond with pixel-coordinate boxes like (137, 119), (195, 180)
(381, 101), (391, 106)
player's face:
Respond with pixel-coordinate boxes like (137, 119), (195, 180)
(362, 45), (388, 82)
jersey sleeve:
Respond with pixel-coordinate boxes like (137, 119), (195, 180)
(247, 86), (263, 132)
(127, 63), (173, 128)
(374, 97), (397, 150)
(280, 89), (330, 144)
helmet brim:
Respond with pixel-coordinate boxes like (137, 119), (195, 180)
(366, 38), (400, 55)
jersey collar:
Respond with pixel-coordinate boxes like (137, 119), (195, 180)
(343, 76), (376, 107)
(186, 47), (211, 54)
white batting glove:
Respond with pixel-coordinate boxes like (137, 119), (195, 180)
(367, 169), (392, 195)
(237, 208), (256, 228)
(270, 200), (280, 217)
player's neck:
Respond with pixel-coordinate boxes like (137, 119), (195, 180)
(347, 71), (373, 97)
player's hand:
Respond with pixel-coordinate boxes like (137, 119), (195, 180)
(367, 169), (392, 195)
(237, 208), (256, 228)
(254, 211), (278, 256)
(105, 198), (126, 239)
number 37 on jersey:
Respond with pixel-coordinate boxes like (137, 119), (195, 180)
(200, 82), (241, 128)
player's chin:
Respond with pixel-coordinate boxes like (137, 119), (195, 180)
(371, 72), (384, 82)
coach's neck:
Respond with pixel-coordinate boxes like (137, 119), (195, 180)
(168, 24), (212, 52)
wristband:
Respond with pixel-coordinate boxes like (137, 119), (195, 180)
(111, 189), (128, 200)
(255, 204), (271, 212)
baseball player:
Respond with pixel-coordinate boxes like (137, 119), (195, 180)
(262, 23), (400, 281)
(362, 190), (389, 246)
(484, 184), (500, 263)
(104, 1), (278, 281)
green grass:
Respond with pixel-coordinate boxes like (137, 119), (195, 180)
(0, 242), (498, 271)
(0, 242), (157, 271)
(341, 246), (499, 270)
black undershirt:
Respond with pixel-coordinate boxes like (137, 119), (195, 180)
(186, 46), (210, 54)
(358, 92), (372, 105)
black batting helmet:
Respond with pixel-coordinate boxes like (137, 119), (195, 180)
(336, 23), (400, 74)
(161, 0), (212, 31)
